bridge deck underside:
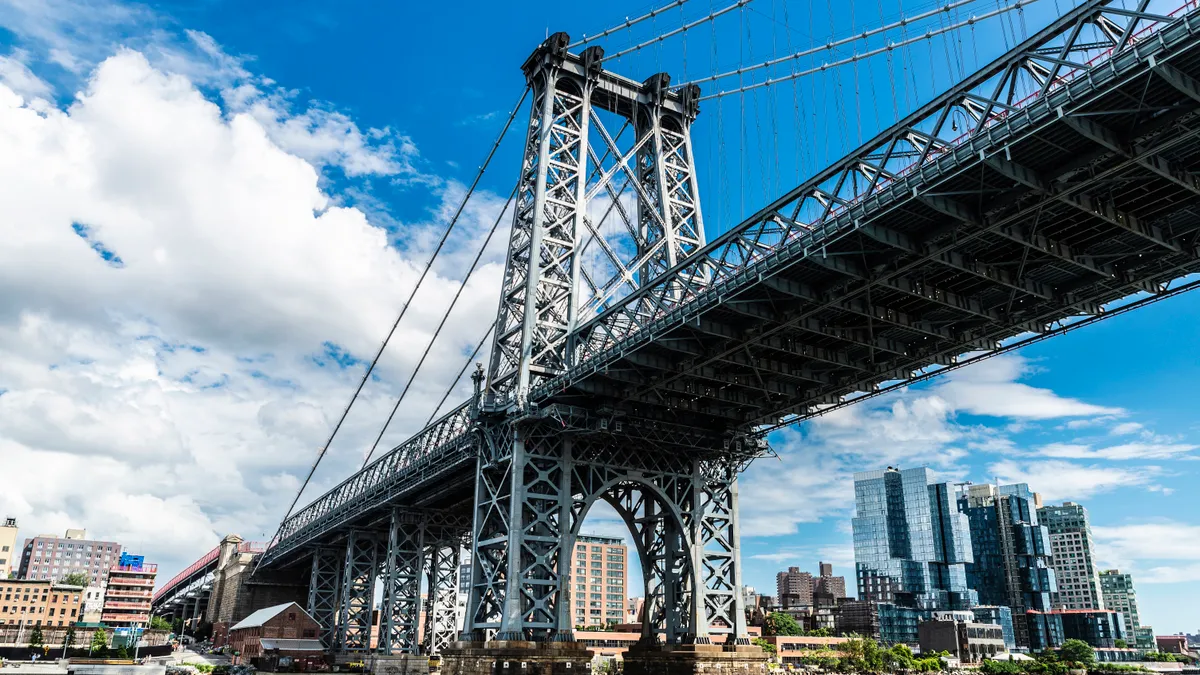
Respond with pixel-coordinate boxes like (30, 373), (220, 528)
(555, 40), (1200, 431)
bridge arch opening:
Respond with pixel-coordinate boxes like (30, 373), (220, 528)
(566, 472), (697, 645)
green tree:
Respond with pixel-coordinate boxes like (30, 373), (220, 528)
(888, 643), (916, 671)
(91, 628), (109, 654)
(28, 624), (44, 648)
(808, 627), (833, 637)
(60, 572), (90, 587)
(1114, 639), (1128, 649)
(838, 637), (889, 673)
(764, 612), (804, 636)
(64, 626), (76, 649)
(149, 615), (173, 631)
(752, 637), (778, 660)
(115, 646), (130, 659)
(1060, 639), (1096, 666)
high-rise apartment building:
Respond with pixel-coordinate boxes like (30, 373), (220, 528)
(776, 567), (814, 608)
(1039, 502), (1104, 610)
(17, 529), (122, 585)
(957, 483), (1058, 650)
(852, 468), (977, 611)
(101, 558), (157, 628)
(569, 535), (627, 627)
(0, 518), (17, 579)
(813, 562), (847, 602)
(1099, 570), (1141, 642)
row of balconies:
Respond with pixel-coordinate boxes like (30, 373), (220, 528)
(102, 600), (150, 610)
(109, 577), (155, 587)
(105, 589), (152, 599)
(101, 612), (149, 623)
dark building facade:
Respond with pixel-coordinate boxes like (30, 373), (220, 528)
(1056, 609), (1127, 649)
(958, 483), (1058, 650)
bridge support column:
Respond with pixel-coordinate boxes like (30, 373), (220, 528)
(308, 547), (344, 649)
(380, 510), (425, 655)
(338, 530), (382, 654)
(422, 538), (460, 656)
(469, 423), (572, 642)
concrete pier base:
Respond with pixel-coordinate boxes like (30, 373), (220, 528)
(621, 641), (768, 675)
(365, 654), (431, 675)
(439, 641), (593, 675)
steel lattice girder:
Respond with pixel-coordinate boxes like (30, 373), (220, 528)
(457, 422), (750, 642)
(423, 540), (462, 656)
(308, 548), (343, 649)
(381, 511), (424, 655)
(531, 0), (1200, 430)
(486, 33), (707, 407)
(338, 531), (381, 652)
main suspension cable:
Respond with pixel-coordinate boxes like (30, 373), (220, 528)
(676, 0), (987, 88)
(426, 321), (495, 426)
(570, 0), (688, 49)
(361, 184), (518, 468)
(698, 0), (1039, 100)
(262, 88), (528, 554)
(601, 0), (753, 62)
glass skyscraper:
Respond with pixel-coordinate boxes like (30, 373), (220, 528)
(958, 483), (1060, 650)
(852, 468), (978, 612)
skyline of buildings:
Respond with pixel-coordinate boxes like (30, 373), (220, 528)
(847, 466), (1161, 652)
(0, 476), (1178, 644)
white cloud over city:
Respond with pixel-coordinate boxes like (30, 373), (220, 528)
(0, 20), (504, 575)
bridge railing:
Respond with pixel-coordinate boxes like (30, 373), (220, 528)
(259, 401), (475, 566)
(153, 541), (265, 604)
(530, 0), (1199, 407)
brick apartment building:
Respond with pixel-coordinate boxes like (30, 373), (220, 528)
(101, 557), (157, 628)
(570, 535), (627, 627)
(0, 579), (84, 629)
(17, 529), (122, 585)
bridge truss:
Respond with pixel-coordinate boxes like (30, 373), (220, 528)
(255, 0), (1200, 657)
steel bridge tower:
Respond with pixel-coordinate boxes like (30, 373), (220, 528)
(447, 31), (762, 675)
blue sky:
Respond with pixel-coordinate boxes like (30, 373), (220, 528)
(0, 0), (1195, 636)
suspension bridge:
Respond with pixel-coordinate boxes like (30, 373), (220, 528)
(188, 0), (1200, 671)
